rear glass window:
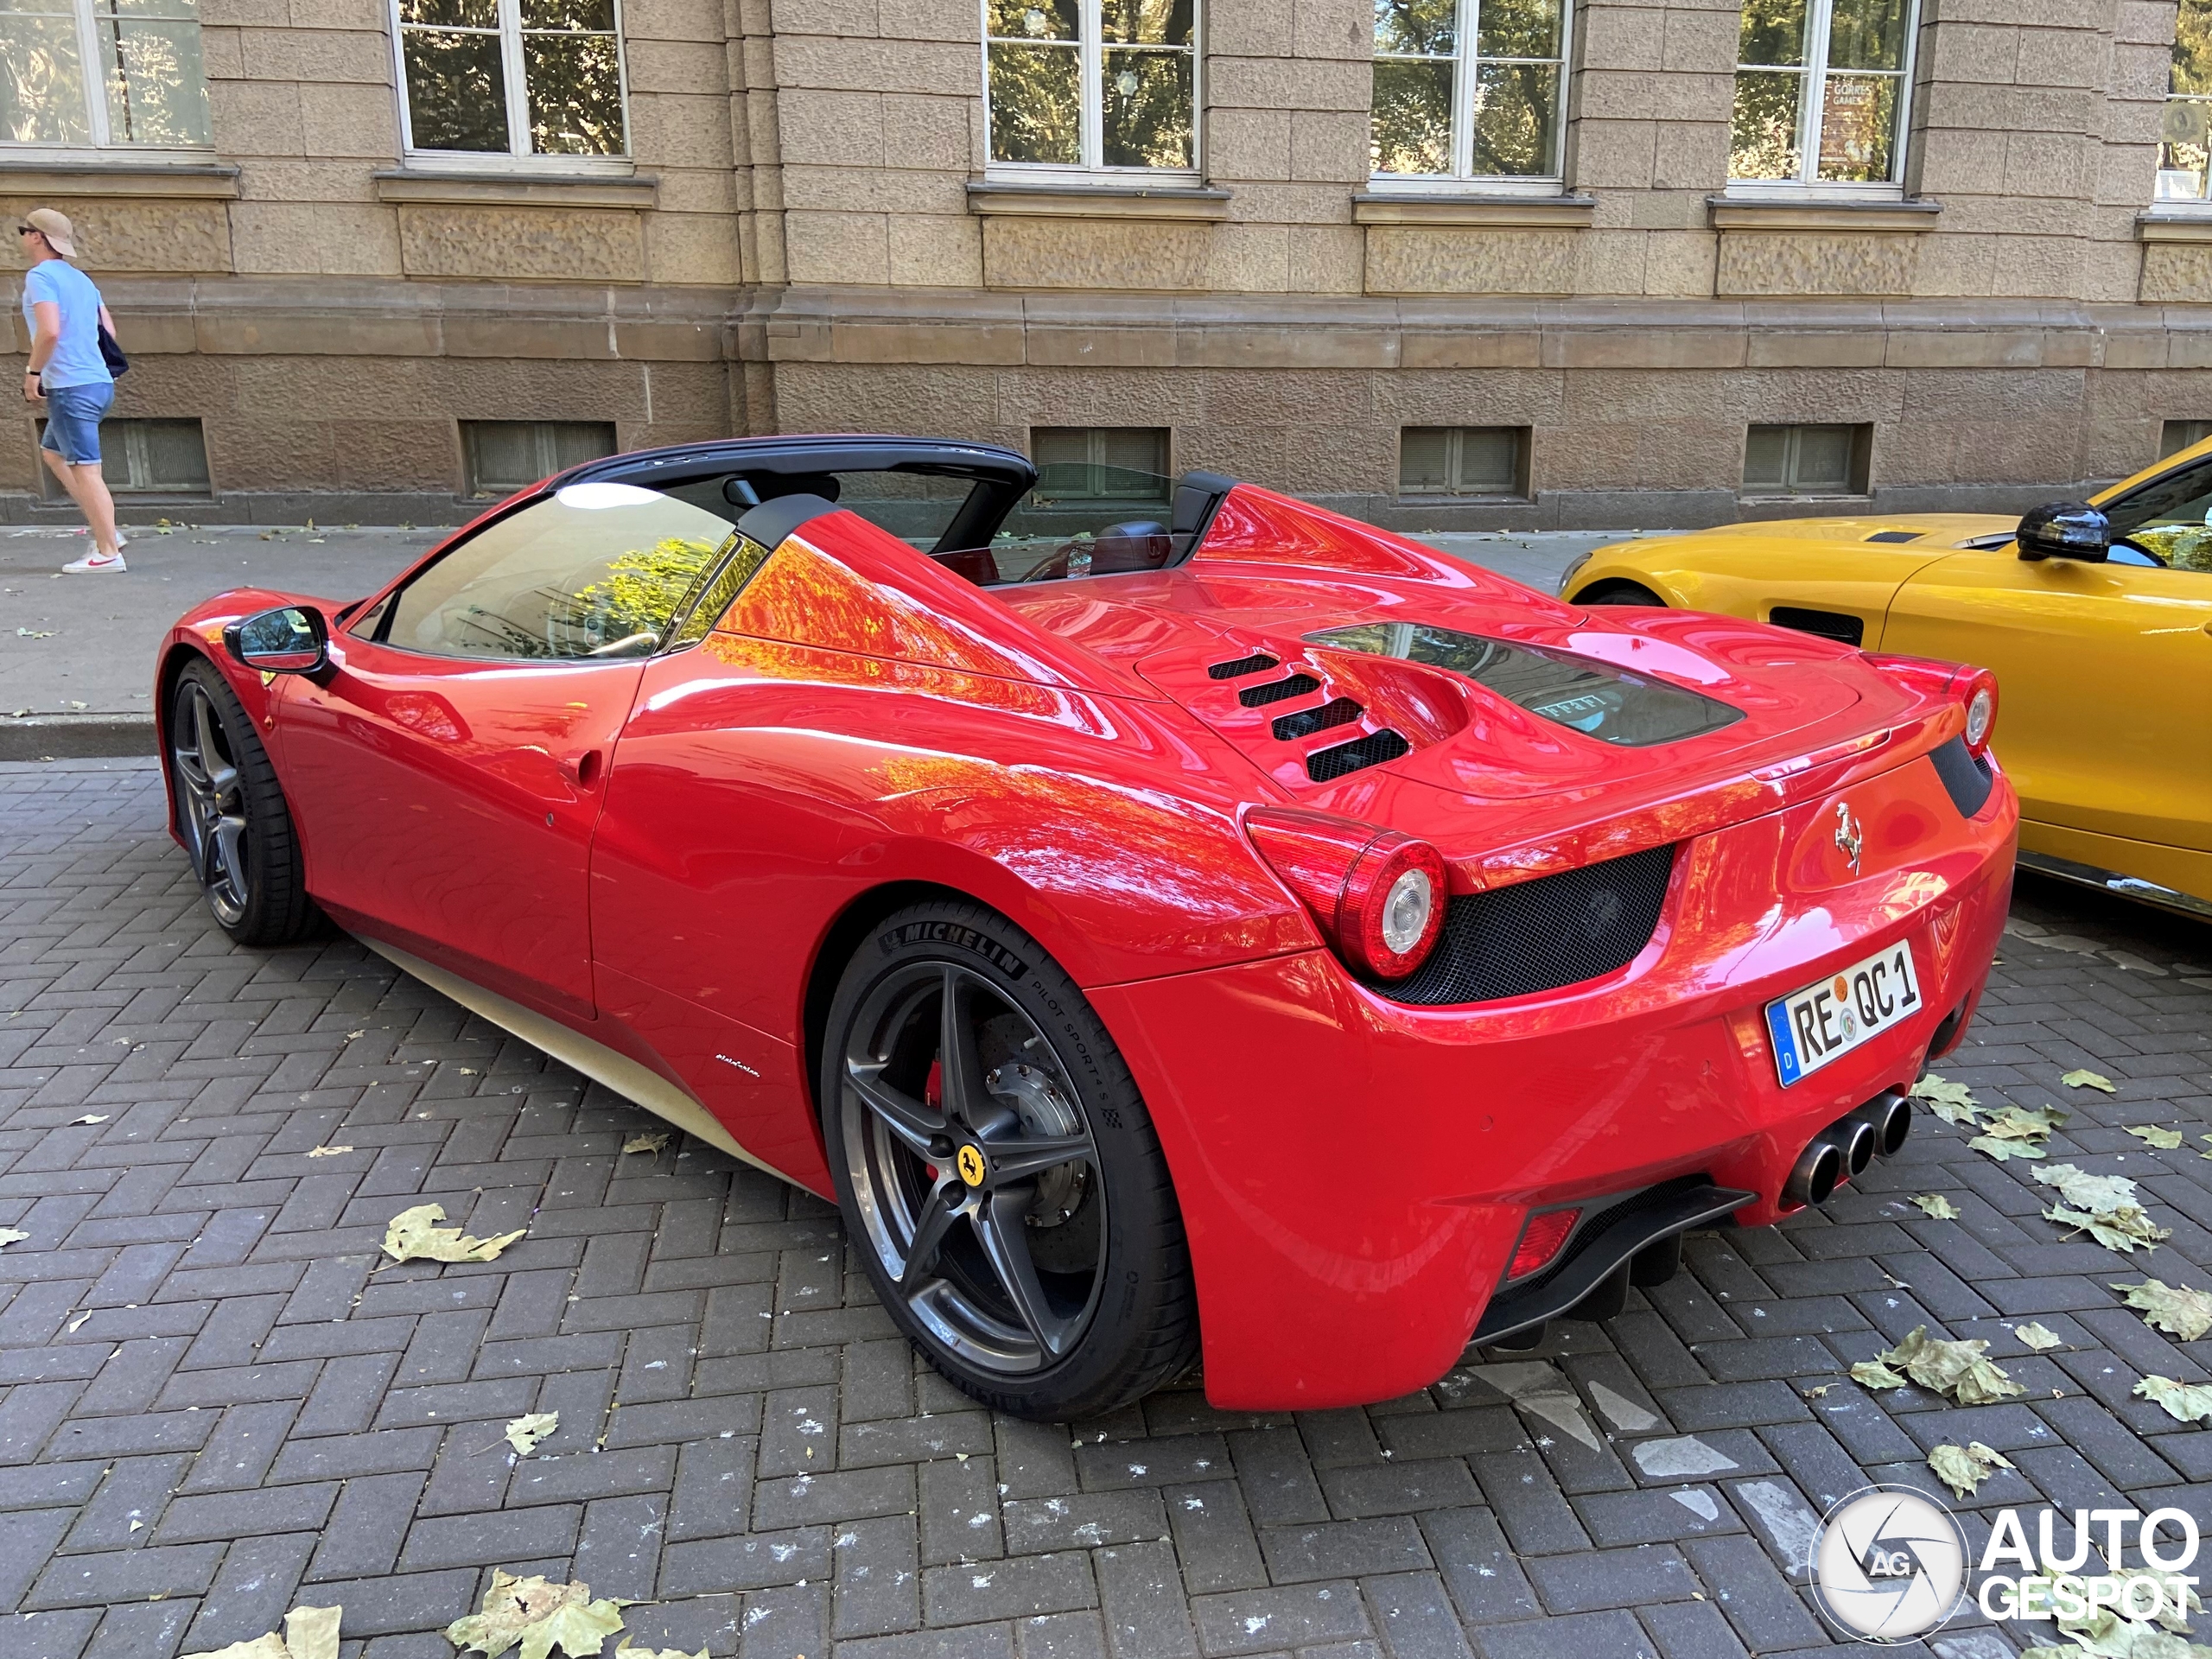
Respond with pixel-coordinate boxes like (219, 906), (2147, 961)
(1308, 623), (1745, 747)
(932, 461), (1183, 585)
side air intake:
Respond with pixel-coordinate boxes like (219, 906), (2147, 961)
(1381, 843), (1678, 1005)
(1273, 697), (1363, 743)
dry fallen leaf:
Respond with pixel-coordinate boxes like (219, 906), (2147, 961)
(0, 1228), (28, 1249)
(1928, 1440), (2014, 1499)
(1857, 1325), (2024, 1405)
(305, 1145), (353, 1159)
(66, 1312), (90, 1332)
(1967, 1104), (2068, 1163)
(1909, 1075), (1980, 1126)
(2011, 1322), (2064, 1351)
(2125, 1124), (2184, 1150)
(620, 1132), (671, 1156)
(1909, 1194), (1961, 1219)
(180, 1603), (340, 1659)
(1801, 1383), (1834, 1399)
(2134, 1375), (2212, 1424)
(612, 1647), (708, 1659)
(2060, 1068), (2116, 1093)
(379, 1205), (525, 1266)
(505, 1412), (559, 1457)
(2113, 1280), (2212, 1343)
(69, 1114), (108, 1125)
(2037, 1164), (2170, 1254)
(446, 1569), (631, 1659)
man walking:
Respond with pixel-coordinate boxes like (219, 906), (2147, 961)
(19, 208), (124, 573)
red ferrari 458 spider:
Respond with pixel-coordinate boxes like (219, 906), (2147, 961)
(157, 436), (2016, 1418)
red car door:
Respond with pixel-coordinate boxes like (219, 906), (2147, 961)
(281, 644), (643, 1016)
(276, 480), (750, 1019)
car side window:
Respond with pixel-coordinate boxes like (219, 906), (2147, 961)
(367, 482), (746, 661)
(2102, 456), (2212, 574)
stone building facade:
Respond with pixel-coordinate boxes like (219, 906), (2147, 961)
(2, 0), (2206, 527)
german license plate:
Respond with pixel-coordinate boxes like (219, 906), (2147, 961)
(1764, 940), (1922, 1086)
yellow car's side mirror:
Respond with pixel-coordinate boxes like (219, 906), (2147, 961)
(2016, 500), (2111, 563)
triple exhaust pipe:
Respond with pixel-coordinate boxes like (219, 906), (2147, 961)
(1783, 1089), (1913, 1207)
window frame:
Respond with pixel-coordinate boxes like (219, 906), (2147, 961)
(0, 0), (213, 155)
(389, 0), (634, 173)
(1740, 422), (1872, 499)
(1367, 0), (1574, 192)
(1397, 425), (1530, 499)
(980, 0), (1203, 184)
(2158, 0), (2212, 207)
(1726, 0), (1920, 200)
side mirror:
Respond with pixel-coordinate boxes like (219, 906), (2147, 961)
(223, 604), (329, 675)
(2016, 501), (2110, 563)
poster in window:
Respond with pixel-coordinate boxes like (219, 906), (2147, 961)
(1817, 75), (1891, 181)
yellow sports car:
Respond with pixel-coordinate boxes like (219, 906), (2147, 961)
(1560, 441), (2212, 920)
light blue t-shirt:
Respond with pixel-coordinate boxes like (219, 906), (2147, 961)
(22, 260), (110, 390)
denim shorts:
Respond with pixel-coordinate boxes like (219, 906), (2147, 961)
(40, 380), (114, 466)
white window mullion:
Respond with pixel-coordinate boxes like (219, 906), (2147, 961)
(74, 0), (111, 147)
(499, 0), (532, 160)
(1453, 0), (1477, 180)
(1080, 0), (1102, 168)
(1800, 0), (1832, 188)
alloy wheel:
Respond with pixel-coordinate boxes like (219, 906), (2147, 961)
(839, 962), (1106, 1374)
(171, 679), (251, 927)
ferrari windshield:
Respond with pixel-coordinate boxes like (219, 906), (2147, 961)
(1309, 623), (1745, 747)
(930, 454), (1186, 585)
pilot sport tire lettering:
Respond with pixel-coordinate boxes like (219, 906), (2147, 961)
(168, 658), (315, 947)
(822, 899), (1198, 1421)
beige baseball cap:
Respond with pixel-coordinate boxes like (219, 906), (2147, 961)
(25, 208), (74, 258)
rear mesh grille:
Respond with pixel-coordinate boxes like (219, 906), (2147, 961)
(1240, 673), (1322, 708)
(1928, 734), (1994, 818)
(1380, 842), (1677, 1005)
(1208, 653), (1280, 680)
(1273, 697), (1363, 742)
(1306, 728), (1411, 782)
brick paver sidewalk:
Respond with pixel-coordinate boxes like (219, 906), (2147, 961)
(2, 758), (2208, 1658)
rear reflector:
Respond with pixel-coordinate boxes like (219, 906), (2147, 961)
(1507, 1208), (1580, 1281)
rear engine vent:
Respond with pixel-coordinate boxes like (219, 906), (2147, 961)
(1239, 673), (1322, 708)
(1208, 652), (1280, 680)
(1864, 531), (1922, 544)
(1928, 734), (1995, 819)
(1769, 606), (1865, 647)
(1273, 697), (1363, 743)
(1382, 842), (1677, 1006)
(1306, 728), (1411, 782)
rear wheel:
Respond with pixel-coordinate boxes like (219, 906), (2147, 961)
(822, 899), (1198, 1420)
(1576, 580), (1667, 607)
(167, 658), (315, 947)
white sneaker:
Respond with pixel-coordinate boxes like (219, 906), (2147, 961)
(62, 550), (125, 574)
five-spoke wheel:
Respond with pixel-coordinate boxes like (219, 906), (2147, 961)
(823, 901), (1197, 1419)
(164, 659), (315, 946)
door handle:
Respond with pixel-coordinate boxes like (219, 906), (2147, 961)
(568, 749), (603, 788)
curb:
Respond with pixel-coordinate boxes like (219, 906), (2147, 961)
(0, 715), (157, 761)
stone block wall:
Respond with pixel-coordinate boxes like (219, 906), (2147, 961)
(0, 0), (2203, 522)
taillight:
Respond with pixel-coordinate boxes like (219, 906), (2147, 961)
(1246, 808), (1448, 981)
(1507, 1208), (1580, 1280)
(1859, 652), (1999, 759)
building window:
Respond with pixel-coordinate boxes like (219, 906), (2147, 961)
(1370, 0), (1569, 182)
(2158, 0), (2212, 201)
(394, 0), (627, 162)
(1030, 427), (1172, 503)
(984, 0), (1197, 174)
(0, 0), (211, 149)
(461, 420), (618, 497)
(38, 416), (209, 496)
(1743, 423), (1871, 497)
(1729, 0), (1916, 190)
(1400, 426), (1529, 497)
(2162, 418), (2212, 457)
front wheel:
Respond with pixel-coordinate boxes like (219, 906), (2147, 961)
(821, 899), (1198, 1420)
(167, 658), (315, 946)
(1574, 579), (1667, 607)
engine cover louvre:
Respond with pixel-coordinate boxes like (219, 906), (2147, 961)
(1306, 728), (1411, 782)
(1239, 673), (1323, 708)
(1379, 842), (1677, 1005)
